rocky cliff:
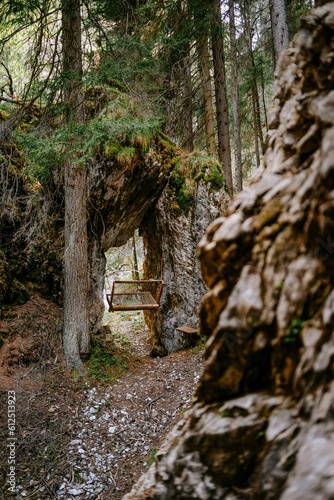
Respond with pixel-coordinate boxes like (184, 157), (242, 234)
(141, 154), (229, 355)
(123, 3), (334, 499)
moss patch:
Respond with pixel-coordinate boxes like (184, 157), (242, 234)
(85, 337), (130, 384)
(169, 151), (226, 212)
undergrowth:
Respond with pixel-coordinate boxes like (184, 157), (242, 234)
(86, 336), (129, 383)
(146, 447), (158, 467)
(16, 85), (163, 185)
(191, 335), (207, 353)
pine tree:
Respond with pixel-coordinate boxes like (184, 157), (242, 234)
(61, 0), (89, 373)
(211, 0), (233, 193)
(198, 34), (216, 156)
(229, 0), (243, 192)
(269, 0), (289, 65)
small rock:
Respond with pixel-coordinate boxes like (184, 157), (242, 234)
(266, 409), (294, 441)
(68, 488), (84, 496)
(70, 440), (82, 446)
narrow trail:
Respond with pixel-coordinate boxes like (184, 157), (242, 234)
(0, 297), (204, 499)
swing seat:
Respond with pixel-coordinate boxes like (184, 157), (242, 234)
(106, 280), (164, 312)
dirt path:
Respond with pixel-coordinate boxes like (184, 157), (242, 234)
(0, 296), (204, 499)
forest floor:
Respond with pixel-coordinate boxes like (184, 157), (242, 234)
(0, 295), (204, 499)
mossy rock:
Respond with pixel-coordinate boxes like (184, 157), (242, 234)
(169, 150), (226, 212)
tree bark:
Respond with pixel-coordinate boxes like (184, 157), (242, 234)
(211, 0), (233, 194)
(252, 86), (261, 167)
(62, 0), (89, 373)
(132, 235), (139, 280)
(252, 79), (264, 155)
(229, 0), (243, 192)
(198, 36), (216, 156)
(242, 0), (265, 163)
(259, 63), (268, 131)
(179, 54), (194, 152)
(269, 0), (289, 66)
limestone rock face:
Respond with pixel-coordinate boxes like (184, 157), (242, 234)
(123, 4), (334, 499)
(141, 180), (227, 355)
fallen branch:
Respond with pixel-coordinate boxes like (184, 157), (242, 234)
(0, 95), (22, 105)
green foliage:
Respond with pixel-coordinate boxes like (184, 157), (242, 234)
(287, 0), (313, 38)
(0, 0), (282, 178)
(0, 106), (11, 121)
(283, 317), (304, 344)
(201, 166), (225, 190)
(104, 143), (136, 166)
(191, 335), (206, 353)
(0, 0), (42, 21)
(99, 37), (163, 98)
(132, 314), (145, 331)
(220, 410), (230, 418)
(89, 0), (138, 25)
(146, 447), (158, 467)
(18, 131), (63, 183)
(86, 337), (119, 382)
(111, 329), (131, 348)
(16, 87), (162, 184)
(171, 169), (193, 211)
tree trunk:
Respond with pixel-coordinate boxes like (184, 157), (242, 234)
(62, 0), (89, 373)
(229, 0), (243, 192)
(211, 0), (233, 194)
(269, 0), (289, 66)
(63, 156), (89, 370)
(132, 235), (139, 280)
(252, 86), (261, 167)
(259, 63), (269, 131)
(242, 0), (265, 163)
(253, 79), (264, 154)
(198, 36), (216, 156)
(179, 54), (194, 152)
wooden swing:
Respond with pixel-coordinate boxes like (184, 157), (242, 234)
(106, 279), (164, 312)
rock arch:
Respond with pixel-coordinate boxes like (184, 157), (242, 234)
(88, 139), (228, 354)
